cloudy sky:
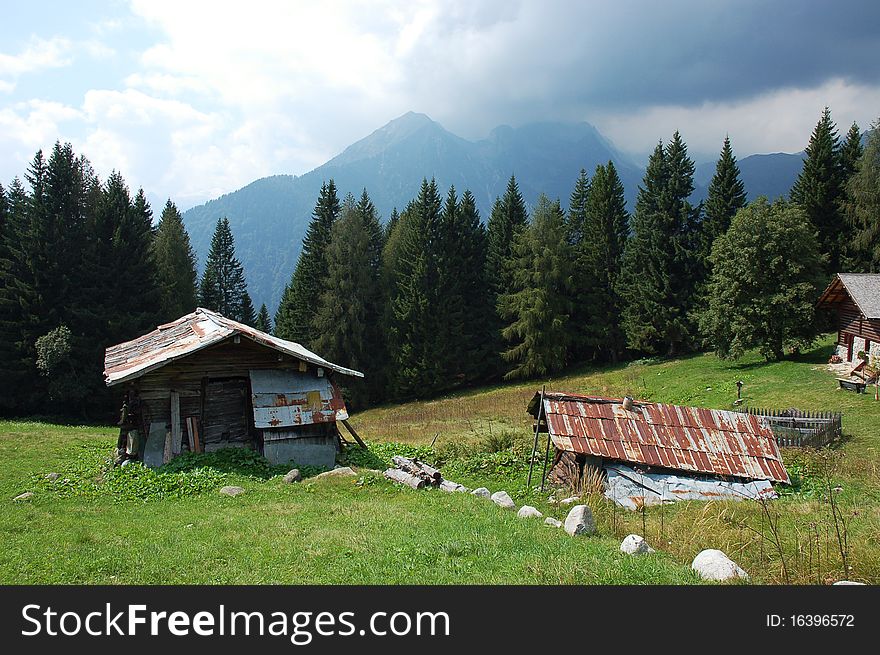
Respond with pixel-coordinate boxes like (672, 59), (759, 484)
(2, 0), (879, 210)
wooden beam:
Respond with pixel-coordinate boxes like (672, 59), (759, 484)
(170, 390), (182, 457)
(340, 419), (368, 449)
(527, 385), (546, 488)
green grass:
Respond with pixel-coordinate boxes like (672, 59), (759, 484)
(0, 423), (696, 584)
(2, 335), (877, 584)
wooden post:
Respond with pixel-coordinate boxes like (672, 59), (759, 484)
(340, 419), (369, 449)
(527, 385), (546, 489)
(170, 390), (182, 457)
(540, 432), (552, 492)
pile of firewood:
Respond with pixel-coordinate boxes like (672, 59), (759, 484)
(384, 456), (469, 493)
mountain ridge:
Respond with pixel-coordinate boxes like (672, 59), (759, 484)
(183, 112), (805, 313)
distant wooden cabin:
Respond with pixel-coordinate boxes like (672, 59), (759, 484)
(103, 308), (363, 468)
(817, 273), (880, 363)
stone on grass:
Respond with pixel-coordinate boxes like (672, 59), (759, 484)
(121, 459), (135, 467)
(559, 496), (580, 506)
(13, 492), (33, 501)
(517, 505), (543, 519)
(491, 490), (516, 510)
(45, 473), (60, 481)
(620, 534), (655, 555)
(312, 467), (356, 481)
(564, 505), (596, 536)
(691, 549), (748, 581)
(219, 486), (245, 497)
(283, 469), (302, 483)
(471, 487), (491, 498)
(544, 517), (563, 528)
(833, 581), (866, 585)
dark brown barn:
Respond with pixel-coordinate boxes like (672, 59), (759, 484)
(103, 308), (363, 468)
(817, 273), (880, 363)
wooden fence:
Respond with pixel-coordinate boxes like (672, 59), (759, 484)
(737, 407), (842, 448)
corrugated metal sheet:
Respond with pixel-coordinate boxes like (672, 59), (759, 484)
(535, 392), (789, 484)
(104, 307), (364, 386)
(249, 369), (348, 428)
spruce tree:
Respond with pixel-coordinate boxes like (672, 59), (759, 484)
(579, 161), (629, 361)
(255, 303), (272, 333)
(498, 195), (574, 379)
(617, 134), (701, 356)
(702, 136), (747, 259)
(313, 198), (383, 406)
(486, 175), (529, 297)
(840, 122), (863, 182)
(199, 217), (253, 323)
(843, 119), (880, 272)
(566, 169), (591, 246)
(434, 187), (492, 387)
(700, 198), (824, 360)
(791, 107), (844, 274)
(152, 199), (198, 322)
(274, 180), (340, 344)
(388, 179), (443, 397)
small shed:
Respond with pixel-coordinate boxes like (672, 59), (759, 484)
(817, 273), (880, 363)
(528, 392), (788, 507)
(103, 308), (364, 468)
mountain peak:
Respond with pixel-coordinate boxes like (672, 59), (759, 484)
(325, 111), (447, 167)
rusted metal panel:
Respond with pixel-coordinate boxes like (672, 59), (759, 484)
(534, 391), (789, 484)
(104, 307), (363, 386)
(249, 369), (349, 428)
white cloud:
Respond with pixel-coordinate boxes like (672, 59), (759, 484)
(0, 36), (72, 77)
(0, 99), (82, 171)
(592, 79), (880, 162)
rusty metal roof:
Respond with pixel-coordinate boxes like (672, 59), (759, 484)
(531, 392), (789, 484)
(104, 308), (364, 386)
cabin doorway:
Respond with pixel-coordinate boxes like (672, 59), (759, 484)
(201, 377), (253, 451)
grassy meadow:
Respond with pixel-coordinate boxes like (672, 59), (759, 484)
(1, 335), (877, 584)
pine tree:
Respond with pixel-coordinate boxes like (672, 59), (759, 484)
(566, 169), (591, 246)
(255, 303), (272, 333)
(700, 198), (824, 361)
(486, 175), (529, 297)
(702, 136), (747, 259)
(433, 187), (492, 387)
(617, 134), (701, 356)
(843, 119), (880, 272)
(240, 291), (257, 327)
(152, 199), (198, 322)
(498, 195), (574, 379)
(791, 107), (844, 274)
(840, 122), (863, 182)
(388, 179), (443, 397)
(274, 180), (340, 344)
(313, 198), (383, 406)
(579, 161), (629, 361)
(199, 217), (253, 323)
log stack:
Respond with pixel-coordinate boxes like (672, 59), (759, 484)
(383, 456), (469, 493)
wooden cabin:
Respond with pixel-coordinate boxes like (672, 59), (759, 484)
(817, 273), (880, 363)
(103, 308), (363, 468)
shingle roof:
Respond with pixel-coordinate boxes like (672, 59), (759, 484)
(530, 392), (789, 484)
(104, 308), (364, 386)
(818, 273), (880, 319)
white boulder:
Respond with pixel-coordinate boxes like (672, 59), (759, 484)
(544, 517), (563, 528)
(564, 505), (596, 536)
(691, 549), (748, 581)
(517, 505), (543, 519)
(491, 490), (516, 510)
(471, 487), (491, 498)
(219, 486), (245, 497)
(620, 534), (655, 555)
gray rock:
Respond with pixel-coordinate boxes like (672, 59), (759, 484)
(13, 492), (33, 501)
(490, 490), (516, 509)
(544, 517), (563, 528)
(564, 505), (596, 536)
(312, 467), (356, 480)
(120, 458), (135, 467)
(833, 581), (866, 585)
(45, 473), (60, 481)
(517, 505), (543, 519)
(219, 486), (245, 497)
(691, 549), (748, 581)
(283, 469), (302, 483)
(620, 534), (655, 555)
(471, 487), (491, 498)
(559, 496), (580, 506)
